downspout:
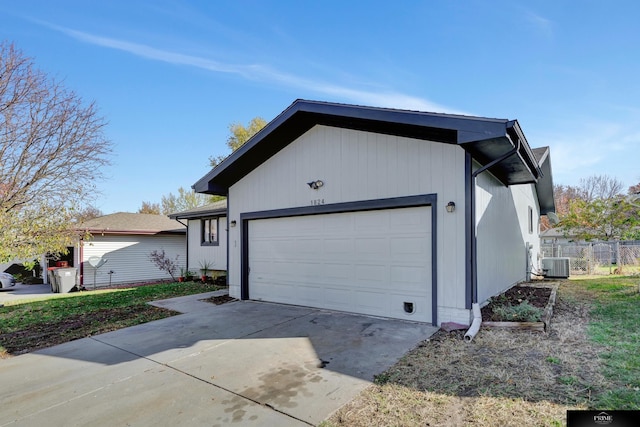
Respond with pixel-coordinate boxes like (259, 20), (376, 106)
(79, 239), (84, 287)
(463, 303), (482, 342)
(465, 134), (521, 342)
(175, 218), (188, 270)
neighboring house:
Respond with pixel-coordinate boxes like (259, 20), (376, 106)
(541, 227), (576, 245)
(193, 100), (555, 326)
(75, 213), (186, 288)
(168, 200), (228, 277)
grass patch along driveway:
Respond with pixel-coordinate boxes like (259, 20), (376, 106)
(325, 276), (640, 426)
(0, 281), (222, 357)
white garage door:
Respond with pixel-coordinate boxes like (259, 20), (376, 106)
(248, 206), (432, 323)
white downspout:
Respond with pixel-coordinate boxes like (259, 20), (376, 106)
(464, 303), (482, 342)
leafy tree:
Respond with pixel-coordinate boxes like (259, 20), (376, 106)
(559, 197), (639, 241)
(543, 175), (627, 232)
(161, 187), (215, 215)
(138, 201), (161, 215)
(0, 42), (111, 263)
(209, 117), (266, 167)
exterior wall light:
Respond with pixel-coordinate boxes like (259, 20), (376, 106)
(230, 220), (237, 227)
(446, 201), (456, 213)
(307, 180), (324, 190)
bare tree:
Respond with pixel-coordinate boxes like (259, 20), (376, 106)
(578, 175), (624, 202)
(0, 42), (112, 263)
(72, 205), (103, 223)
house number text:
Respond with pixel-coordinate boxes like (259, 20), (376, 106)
(311, 199), (325, 206)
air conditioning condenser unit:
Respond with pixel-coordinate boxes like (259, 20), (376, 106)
(541, 257), (570, 278)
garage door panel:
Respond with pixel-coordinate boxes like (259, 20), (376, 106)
(323, 287), (354, 309)
(355, 264), (388, 283)
(355, 238), (389, 258)
(323, 263), (353, 280)
(391, 236), (427, 256)
(390, 265), (428, 285)
(323, 214), (353, 232)
(249, 206), (432, 323)
(355, 290), (388, 311)
(323, 238), (353, 255)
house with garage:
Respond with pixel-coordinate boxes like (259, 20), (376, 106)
(75, 213), (186, 288)
(193, 99), (555, 326)
(168, 199), (228, 279)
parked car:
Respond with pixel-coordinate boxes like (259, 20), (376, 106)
(0, 272), (17, 289)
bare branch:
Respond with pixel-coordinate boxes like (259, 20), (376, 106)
(0, 42), (113, 262)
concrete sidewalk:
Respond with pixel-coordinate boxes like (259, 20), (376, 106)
(0, 292), (438, 426)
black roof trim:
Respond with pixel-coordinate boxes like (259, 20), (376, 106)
(532, 146), (556, 214)
(167, 200), (228, 220)
(194, 99), (545, 194)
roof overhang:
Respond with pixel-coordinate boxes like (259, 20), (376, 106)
(533, 146), (556, 215)
(193, 99), (546, 195)
(77, 228), (185, 235)
(168, 208), (227, 220)
(167, 201), (228, 220)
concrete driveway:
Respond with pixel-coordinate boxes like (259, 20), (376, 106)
(0, 291), (438, 426)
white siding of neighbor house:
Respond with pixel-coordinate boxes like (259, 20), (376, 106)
(475, 164), (541, 304)
(187, 216), (227, 273)
(227, 125), (469, 324)
(80, 234), (185, 287)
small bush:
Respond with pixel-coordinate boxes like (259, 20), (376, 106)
(491, 300), (542, 322)
(148, 250), (179, 281)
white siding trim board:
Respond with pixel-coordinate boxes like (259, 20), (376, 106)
(240, 194), (439, 325)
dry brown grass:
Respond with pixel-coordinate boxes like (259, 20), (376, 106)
(325, 280), (613, 426)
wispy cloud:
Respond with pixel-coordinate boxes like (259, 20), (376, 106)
(524, 10), (554, 39)
(535, 118), (637, 186)
(44, 22), (465, 114)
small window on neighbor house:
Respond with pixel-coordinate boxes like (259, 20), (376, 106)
(202, 217), (219, 246)
(528, 206), (534, 234)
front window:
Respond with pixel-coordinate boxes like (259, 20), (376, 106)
(202, 217), (219, 246)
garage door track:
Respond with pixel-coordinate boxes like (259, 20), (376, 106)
(0, 292), (438, 426)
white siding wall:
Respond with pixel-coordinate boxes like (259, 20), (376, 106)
(475, 165), (541, 304)
(81, 234), (186, 287)
(227, 125), (469, 324)
(187, 216), (227, 273)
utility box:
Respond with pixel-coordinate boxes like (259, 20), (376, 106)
(53, 268), (78, 293)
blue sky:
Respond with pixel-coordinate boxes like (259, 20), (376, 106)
(2, 1), (639, 213)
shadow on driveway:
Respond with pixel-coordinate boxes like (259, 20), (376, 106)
(0, 297), (438, 426)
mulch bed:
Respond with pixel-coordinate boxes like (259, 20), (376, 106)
(481, 285), (552, 322)
(201, 294), (236, 305)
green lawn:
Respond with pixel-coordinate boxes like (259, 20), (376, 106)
(0, 281), (222, 356)
(581, 276), (640, 409)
